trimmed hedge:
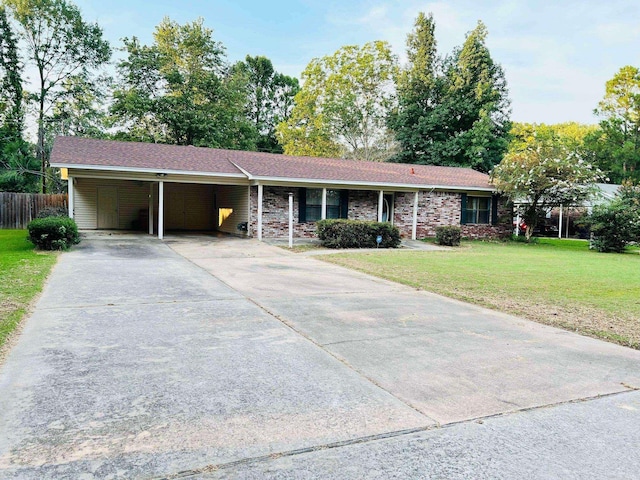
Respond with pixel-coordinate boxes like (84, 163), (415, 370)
(435, 226), (461, 246)
(316, 219), (401, 249)
(27, 216), (80, 250)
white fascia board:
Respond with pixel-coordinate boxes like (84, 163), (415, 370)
(248, 176), (496, 193)
(49, 162), (248, 179)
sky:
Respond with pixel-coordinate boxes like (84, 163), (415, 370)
(73, 0), (640, 125)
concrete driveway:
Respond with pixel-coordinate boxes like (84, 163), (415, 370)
(1, 233), (640, 479)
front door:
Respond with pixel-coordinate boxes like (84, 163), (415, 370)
(382, 193), (394, 223)
(97, 186), (118, 229)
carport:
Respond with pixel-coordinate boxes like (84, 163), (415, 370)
(52, 138), (252, 239)
(68, 177), (249, 239)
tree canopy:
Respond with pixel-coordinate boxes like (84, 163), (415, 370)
(277, 41), (399, 161)
(231, 55), (299, 153)
(589, 65), (640, 183)
(3, 0), (111, 192)
(111, 17), (256, 150)
(389, 14), (511, 172)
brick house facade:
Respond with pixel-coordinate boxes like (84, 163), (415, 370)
(249, 186), (511, 240)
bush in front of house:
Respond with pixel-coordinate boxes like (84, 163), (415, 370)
(36, 206), (69, 218)
(27, 216), (80, 250)
(316, 219), (401, 249)
(435, 226), (461, 246)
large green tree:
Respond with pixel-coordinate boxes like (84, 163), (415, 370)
(589, 65), (640, 183)
(3, 0), (111, 192)
(0, 5), (38, 192)
(277, 41), (399, 161)
(111, 17), (256, 150)
(231, 55), (299, 153)
(390, 14), (510, 172)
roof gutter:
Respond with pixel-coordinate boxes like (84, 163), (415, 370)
(244, 174), (496, 193)
(49, 162), (248, 179)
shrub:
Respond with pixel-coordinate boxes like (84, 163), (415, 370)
(585, 201), (640, 253)
(316, 219), (401, 249)
(435, 226), (461, 246)
(27, 216), (80, 250)
(36, 206), (69, 218)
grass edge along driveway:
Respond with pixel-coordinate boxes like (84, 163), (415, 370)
(0, 230), (57, 353)
(322, 238), (640, 350)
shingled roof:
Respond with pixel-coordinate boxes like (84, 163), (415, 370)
(51, 136), (494, 190)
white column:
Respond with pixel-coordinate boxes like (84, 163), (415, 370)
(257, 184), (263, 241)
(378, 190), (384, 222)
(288, 192), (294, 248)
(158, 181), (164, 240)
(558, 204), (563, 239)
(412, 191), (419, 240)
(515, 213), (521, 236)
(321, 188), (327, 220)
(148, 183), (154, 235)
(566, 207), (570, 238)
(68, 176), (74, 219)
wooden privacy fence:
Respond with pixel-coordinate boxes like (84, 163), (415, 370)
(0, 192), (68, 229)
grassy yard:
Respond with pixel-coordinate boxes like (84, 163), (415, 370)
(0, 230), (57, 352)
(322, 238), (640, 349)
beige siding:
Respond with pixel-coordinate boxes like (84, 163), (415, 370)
(74, 178), (150, 230)
(164, 183), (215, 230)
(215, 185), (249, 235)
(74, 178), (98, 229)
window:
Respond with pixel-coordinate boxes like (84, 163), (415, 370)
(305, 189), (323, 222)
(466, 197), (490, 224)
(301, 188), (348, 222)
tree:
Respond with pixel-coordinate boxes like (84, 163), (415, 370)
(390, 14), (510, 172)
(3, 0), (111, 192)
(49, 74), (111, 138)
(231, 55), (299, 153)
(277, 41), (399, 161)
(0, 5), (22, 140)
(591, 66), (640, 183)
(111, 17), (256, 150)
(0, 5), (39, 192)
(491, 134), (603, 240)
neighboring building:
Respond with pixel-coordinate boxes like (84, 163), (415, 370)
(50, 137), (511, 241)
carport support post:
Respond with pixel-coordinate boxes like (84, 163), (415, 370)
(148, 183), (154, 235)
(68, 176), (74, 219)
(412, 191), (419, 240)
(321, 188), (327, 220)
(378, 190), (384, 222)
(288, 192), (294, 248)
(257, 184), (263, 241)
(158, 181), (164, 240)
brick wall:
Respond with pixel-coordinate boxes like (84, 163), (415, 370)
(348, 190), (377, 221)
(250, 186), (511, 240)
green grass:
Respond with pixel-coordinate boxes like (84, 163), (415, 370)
(323, 238), (640, 349)
(0, 230), (57, 351)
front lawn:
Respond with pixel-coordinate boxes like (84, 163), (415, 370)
(0, 230), (57, 352)
(322, 239), (640, 349)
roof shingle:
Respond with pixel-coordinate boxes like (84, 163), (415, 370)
(50, 136), (493, 190)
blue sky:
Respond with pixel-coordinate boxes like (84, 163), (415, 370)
(75, 0), (640, 125)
